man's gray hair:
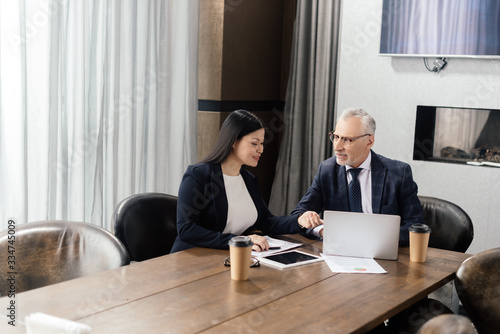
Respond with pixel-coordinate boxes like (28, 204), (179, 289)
(338, 107), (376, 135)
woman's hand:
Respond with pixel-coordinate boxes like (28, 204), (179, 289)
(248, 234), (269, 252)
(298, 211), (323, 229)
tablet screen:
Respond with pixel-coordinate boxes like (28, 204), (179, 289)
(259, 250), (323, 269)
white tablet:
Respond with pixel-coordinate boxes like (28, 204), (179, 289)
(259, 250), (323, 269)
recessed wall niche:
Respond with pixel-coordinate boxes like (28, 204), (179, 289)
(413, 105), (500, 167)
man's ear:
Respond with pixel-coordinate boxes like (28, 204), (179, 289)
(367, 135), (375, 149)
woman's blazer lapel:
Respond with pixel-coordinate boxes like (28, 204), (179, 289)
(210, 163), (228, 229)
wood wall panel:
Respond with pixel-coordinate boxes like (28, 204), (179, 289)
(197, 0), (296, 204)
(198, 0), (224, 101)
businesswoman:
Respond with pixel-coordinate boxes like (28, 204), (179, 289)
(170, 110), (321, 253)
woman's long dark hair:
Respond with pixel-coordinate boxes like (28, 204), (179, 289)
(200, 110), (265, 164)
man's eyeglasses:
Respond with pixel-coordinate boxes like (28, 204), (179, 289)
(329, 131), (371, 147)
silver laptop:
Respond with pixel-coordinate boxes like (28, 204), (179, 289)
(323, 211), (401, 260)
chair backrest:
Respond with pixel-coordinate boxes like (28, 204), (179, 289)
(113, 192), (178, 261)
(418, 196), (473, 252)
(0, 220), (130, 296)
(418, 314), (476, 334)
(455, 247), (500, 334)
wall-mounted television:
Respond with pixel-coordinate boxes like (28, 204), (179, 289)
(380, 0), (500, 58)
(413, 105), (500, 167)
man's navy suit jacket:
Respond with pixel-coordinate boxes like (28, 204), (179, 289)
(292, 150), (424, 246)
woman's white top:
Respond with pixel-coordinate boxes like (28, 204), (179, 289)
(222, 173), (258, 235)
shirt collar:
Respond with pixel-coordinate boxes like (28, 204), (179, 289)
(346, 151), (372, 172)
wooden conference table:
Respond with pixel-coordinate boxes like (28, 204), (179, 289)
(1, 234), (470, 334)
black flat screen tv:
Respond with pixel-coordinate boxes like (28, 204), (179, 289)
(413, 105), (500, 167)
(380, 0), (500, 58)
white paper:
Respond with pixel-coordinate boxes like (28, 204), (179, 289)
(25, 312), (92, 334)
(251, 236), (302, 257)
(482, 161), (500, 167)
(321, 253), (387, 274)
(467, 161), (500, 168)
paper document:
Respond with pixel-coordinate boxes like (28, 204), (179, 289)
(321, 254), (387, 274)
(252, 236), (302, 257)
(25, 312), (92, 334)
(467, 161), (500, 168)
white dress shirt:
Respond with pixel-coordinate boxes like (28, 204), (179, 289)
(222, 173), (258, 235)
(345, 152), (372, 214)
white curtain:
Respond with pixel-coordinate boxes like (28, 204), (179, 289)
(0, 0), (198, 231)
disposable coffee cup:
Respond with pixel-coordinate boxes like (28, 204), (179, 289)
(228, 236), (254, 281)
(409, 223), (431, 263)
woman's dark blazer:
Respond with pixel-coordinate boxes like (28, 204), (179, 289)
(170, 163), (301, 253)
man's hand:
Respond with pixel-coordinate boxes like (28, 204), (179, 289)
(298, 211), (323, 229)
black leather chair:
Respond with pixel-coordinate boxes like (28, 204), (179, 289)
(418, 314), (476, 334)
(418, 196), (474, 252)
(113, 192), (177, 261)
(392, 197), (474, 333)
(0, 220), (130, 296)
(455, 247), (500, 334)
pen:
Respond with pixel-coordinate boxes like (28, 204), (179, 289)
(269, 246), (281, 250)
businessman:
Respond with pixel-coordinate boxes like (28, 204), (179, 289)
(293, 107), (424, 246)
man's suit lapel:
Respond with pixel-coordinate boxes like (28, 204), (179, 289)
(337, 165), (350, 210)
(370, 152), (387, 214)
